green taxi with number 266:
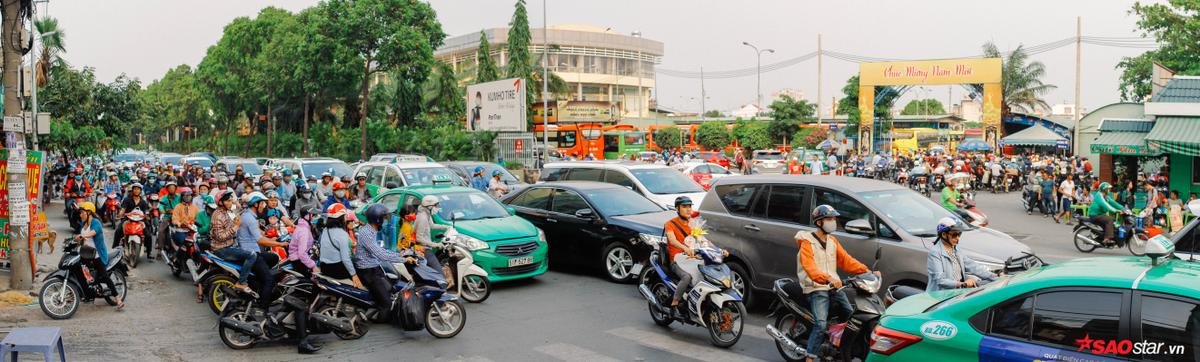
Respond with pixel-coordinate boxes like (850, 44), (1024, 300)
(868, 232), (1199, 361)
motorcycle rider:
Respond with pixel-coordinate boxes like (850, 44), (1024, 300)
(1088, 182), (1124, 246)
(115, 183), (151, 249)
(469, 166), (488, 192)
(317, 172), (335, 200)
(926, 217), (997, 292)
(237, 192), (285, 308)
(169, 188), (200, 252)
(940, 175), (971, 220)
(316, 204), (364, 288)
(154, 181), (182, 261)
(287, 205), (320, 277)
(350, 173), (372, 202)
(323, 182), (352, 210)
(76, 202), (125, 311)
(796, 204), (876, 361)
(278, 170), (297, 210)
(210, 176), (230, 198)
(663, 196), (697, 313)
(193, 182), (211, 210)
(413, 195), (447, 273)
(291, 183), (321, 220)
(355, 204), (410, 311)
(144, 173), (161, 196)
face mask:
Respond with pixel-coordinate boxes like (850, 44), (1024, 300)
(301, 191), (312, 199)
(335, 191), (346, 198)
(820, 221), (836, 234)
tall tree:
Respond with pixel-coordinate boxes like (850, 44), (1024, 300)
(970, 42), (1055, 119)
(293, 6), (362, 154)
(322, 0), (446, 160)
(475, 30), (500, 83)
(505, 0), (537, 124)
(901, 99), (946, 115)
(248, 7), (301, 156)
(1117, 1), (1200, 101)
(425, 60), (464, 118)
(696, 121), (731, 151)
(767, 94), (816, 144)
(196, 16), (258, 154)
(34, 17), (67, 86)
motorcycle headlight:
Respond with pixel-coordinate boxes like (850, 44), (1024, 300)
(455, 233), (489, 251)
(639, 233), (665, 246)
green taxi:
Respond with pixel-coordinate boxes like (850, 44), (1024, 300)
(362, 185), (549, 283)
(867, 236), (1198, 361)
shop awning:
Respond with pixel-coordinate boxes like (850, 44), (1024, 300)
(1090, 132), (1159, 156)
(1000, 125), (1066, 147)
(1146, 116), (1200, 157)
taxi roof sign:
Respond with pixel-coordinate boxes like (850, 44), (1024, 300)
(431, 174), (453, 185)
(1145, 234), (1175, 265)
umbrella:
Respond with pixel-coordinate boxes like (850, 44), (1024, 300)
(957, 139), (992, 152)
(946, 172), (971, 183)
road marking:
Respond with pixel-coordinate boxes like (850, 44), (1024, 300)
(534, 343), (621, 362)
(606, 326), (767, 362)
(447, 356), (495, 362)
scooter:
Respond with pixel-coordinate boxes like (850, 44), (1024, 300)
(217, 269), (322, 350)
(162, 223), (198, 279)
(198, 251), (291, 315)
(638, 238), (746, 348)
(38, 237), (129, 320)
(385, 258), (468, 338)
(439, 228), (491, 303)
(765, 249), (884, 362)
(120, 210), (147, 269)
(101, 192), (120, 228)
(959, 193), (989, 227)
(309, 273), (375, 340)
(1074, 209), (1148, 256)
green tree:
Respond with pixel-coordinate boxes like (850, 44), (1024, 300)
(901, 99), (946, 115)
(34, 17), (68, 87)
(971, 42), (1055, 118)
(695, 121), (731, 151)
(293, 6), (363, 154)
(703, 110), (724, 118)
(475, 30), (500, 83)
(196, 16), (258, 153)
(836, 75), (901, 136)
(653, 126), (682, 151)
(1117, 1), (1200, 101)
(505, 0), (539, 124)
(767, 94), (815, 144)
(248, 7), (302, 156)
(425, 60), (465, 117)
(736, 121), (773, 151)
(322, 0), (446, 159)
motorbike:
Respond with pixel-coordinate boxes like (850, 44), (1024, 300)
(217, 269), (322, 350)
(638, 238), (746, 348)
(958, 192), (989, 227)
(162, 223), (199, 279)
(1074, 209), (1148, 256)
(912, 174), (929, 198)
(385, 259), (468, 338)
(198, 251), (291, 315)
(120, 210), (147, 268)
(765, 249), (884, 362)
(439, 228), (492, 303)
(309, 273), (376, 340)
(102, 192), (120, 228)
(39, 237), (129, 320)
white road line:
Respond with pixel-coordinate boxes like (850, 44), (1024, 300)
(445, 356), (495, 362)
(606, 326), (767, 362)
(534, 343), (621, 362)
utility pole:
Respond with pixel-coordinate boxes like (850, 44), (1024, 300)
(4, 0), (32, 290)
(741, 42), (773, 116)
(540, 0), (548, 166)
(817, 33), (822, 125)
(1073, 16), (1081, 155)
(700, 66), (706, 120)
(28, 1), (37, 150)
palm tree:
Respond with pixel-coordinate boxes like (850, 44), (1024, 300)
(35, 17), (68, 87)
(971, 42), (1056, 119)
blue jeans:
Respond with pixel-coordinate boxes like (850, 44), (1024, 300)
(213, 247), (256, 285)
(807, 289), (853, 357)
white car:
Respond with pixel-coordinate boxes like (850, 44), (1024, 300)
(539, 162), (706, 209)
(751, 149), (784, 174)
(352, 161), (467, 193)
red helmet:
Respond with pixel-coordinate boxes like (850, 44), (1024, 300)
(332, 182), (347, 190)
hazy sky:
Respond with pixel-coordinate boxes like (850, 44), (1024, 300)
(50, 0), (1156, 116)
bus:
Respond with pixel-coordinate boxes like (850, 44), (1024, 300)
(533, 123), (605, 159)
(603, 130), (647, 160)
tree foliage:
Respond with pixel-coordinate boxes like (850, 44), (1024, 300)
(695, 122), (731, 151)
(475, 31), (500, 83)
(34, 17), (68, 86)
(970, 42), (1055, 118)
(731, 120), (772, 151)
(653, 126), (682, 151)
(39, 66), (141, 152)
(767, 94), (816, 144)
(836, 76), (900, 136)
(901, 99), (946, 115)
(1117, 1), (1200, 101)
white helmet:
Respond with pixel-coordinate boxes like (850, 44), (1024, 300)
(421, 195), (439, 207)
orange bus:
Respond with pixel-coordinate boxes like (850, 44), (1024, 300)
(648, 124), (702, 152)
(533, 123), (606, 159)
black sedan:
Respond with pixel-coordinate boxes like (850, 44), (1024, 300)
(500, 181), (674, 282)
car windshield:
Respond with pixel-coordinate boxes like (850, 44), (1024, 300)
(754, 152), (783, 160)
(584, 189), (664, 216)
(858, 189), (974, 236)
(927, 275), (1014, 311)
(630, 168), (703, 194)
(436, 192), (510, 221)
(185, 158), (213, 167)
(401, 167), (461, 186)
(301, 161), (353, 178)
(227, 162), (263, 175)
(114, 153), (141, 162)
(160, 155), (183, 165)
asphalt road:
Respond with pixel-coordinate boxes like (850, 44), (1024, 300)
(0, 188), (1109, 361)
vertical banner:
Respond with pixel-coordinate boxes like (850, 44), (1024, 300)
(982, 82), (1003, 151)
(0, 150), (43, 260)
(858, 85), (875, 155)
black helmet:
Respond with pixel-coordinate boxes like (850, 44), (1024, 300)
(365, 204), (389, 225)
(299, 205), (321, 220)
(674, 196), (694, 208)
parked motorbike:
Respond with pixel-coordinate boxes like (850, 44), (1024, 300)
(100, 192), (120, 228)
(1074, 209), (1148, 256)
(439, 228), (491, 303)
(765, 249), (884, 362)
(39, 237), (129, 320)
(217, 269), (322, 350)
(120, 210), (147, 268)
(638, 238), (745, 348)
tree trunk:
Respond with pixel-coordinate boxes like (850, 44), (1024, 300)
(359, 58), (372, 162)
(303, 95), (310, 156)
(267, 97), (274, 158)
(3, 0), (31, 290)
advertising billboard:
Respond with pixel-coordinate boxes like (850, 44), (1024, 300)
(466, 78), (526, 132)
(533, 100), (622, 124)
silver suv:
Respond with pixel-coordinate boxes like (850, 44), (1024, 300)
(699, 175), (1040, 304)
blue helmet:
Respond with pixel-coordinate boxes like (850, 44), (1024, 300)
(492, 170), (503, 177)
(474, 166), (485, 174)
(674, 196), (693, 208)
(246, 191), (268, 206)
(365, 204), (389, 225)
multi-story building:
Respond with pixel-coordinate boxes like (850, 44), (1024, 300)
(436, 24), (663, 118)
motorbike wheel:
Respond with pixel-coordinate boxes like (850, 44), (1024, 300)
(1073, 228), (1097, 253)
(126, 243), (140, 268)
(840, 319), (877, 362)
(705, 301), (745, 348)
(39, 278), (81, 320)
(103, 271), (129, 306)
(641, 268), (674, 327)
(460, 274), (491, 303)
(317, 306), (368, 340)
(773, 312), (812, 362)
(1127, 236), (1147, 257)
(425, 300), (467, 338)
(204, 274), (237, 315)
(218, 310), (258, 350)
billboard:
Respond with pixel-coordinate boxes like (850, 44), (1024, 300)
(466, 78), (526, 132)
(533, 100), (621, 124)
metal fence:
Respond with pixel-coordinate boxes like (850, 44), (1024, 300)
(494, 132), (538, 169)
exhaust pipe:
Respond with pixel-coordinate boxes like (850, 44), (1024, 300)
(186, 259), (200, 282)
(766, 324), (808, 357)
(310, 312), (353, 332)
(1075, 232), (1101, 247)
(638, 284), (658, 304)
(220, 317), (265, 336)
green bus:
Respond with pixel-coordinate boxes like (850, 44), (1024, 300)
(603, 130), (647, 160)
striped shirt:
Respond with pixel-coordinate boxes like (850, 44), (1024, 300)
(353, 225), (404, 270)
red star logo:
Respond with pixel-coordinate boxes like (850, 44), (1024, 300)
(1075, 334), (1093, 352)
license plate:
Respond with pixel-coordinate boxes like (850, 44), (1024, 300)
(508, 256), (534, 267)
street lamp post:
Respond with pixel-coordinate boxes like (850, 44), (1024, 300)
(742, 42), (773, 115)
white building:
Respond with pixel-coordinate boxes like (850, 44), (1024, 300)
(729, 104), (762, 119)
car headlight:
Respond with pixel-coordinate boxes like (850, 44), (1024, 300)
(537, 228), (546, 242)
(455, 233), (490, 251)
(639, 233), (665, 245)
(976, 261), (1005, 274)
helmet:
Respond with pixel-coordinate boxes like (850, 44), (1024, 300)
(283, 169), (293, 176)
(299, 205), (321, 219)
(340, 175), (352, 183)
(218, 176), (229, 183)
(321, 171), (332, 178)
(936, 217), (969, 235)
(421, 195), (439, 207)
(265, 190), (279, 199)
(1099, 182), (1112, 191)
(179, 187), (193, 195)
(326, 203), (348, 218)
(165, 181), (177, 187)
(674, 196), (694, 208)
(355, 172), (367, 180)
(130, 182), (143, 190)
(474, 166), (485, 174)
(79, 201), (96, 214)
(296, 183), (309, 192)
(202, 195), (217, 209)
(365, 204), (389, 225)
(492, 170), (503, 177)
(306, 175), (317, 181)
(246, 191), (267, 206)
(811, 204), (841, 220)
(332, 182), (347, 190)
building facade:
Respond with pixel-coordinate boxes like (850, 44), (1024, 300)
(436, 24), (662, 119)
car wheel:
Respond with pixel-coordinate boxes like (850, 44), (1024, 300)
(602, 242), (636, 283)
(726, 262), (753, 307)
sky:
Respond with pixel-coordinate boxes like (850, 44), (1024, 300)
(48, 0), (1158, 117)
